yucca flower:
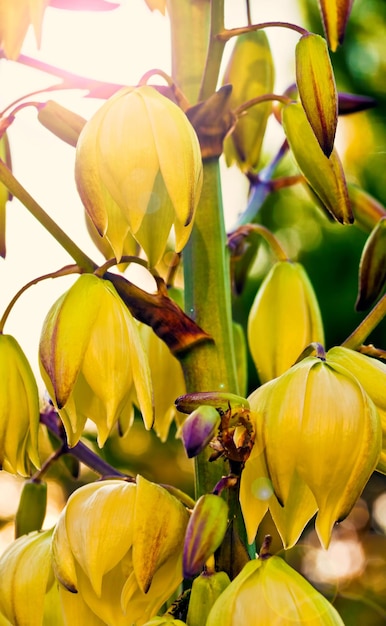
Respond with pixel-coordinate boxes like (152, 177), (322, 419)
(39, 274), (153, 447)
(247, 261), (324, 383)
(0, 334), (40, 475)
(206, 555), (344, 625)
(240, 354), (381, 548)
(0, 528), (64, 626)
(0, 0), (48, 60)
(52, 476), (189, 626)
(75, 85), (203, 267)
(327, 346), (386, 473)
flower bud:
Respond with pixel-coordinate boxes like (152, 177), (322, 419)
(282, 102), (352, 225)
(143, 619), (187, 626)
(180, 405), (220, 458)
(15, 479), (47, 537)
(247, 261), (324, 383)
(0, 528), (63, 626)
(296, 33), (337, 156)
(355, 217), (386, 310)
(318, 0), (354, 51)
(348, 184), (386, 232)
(222, 30), (274, 171)
(175, 392), (249, 415)
(39, 274), (154, 447)
(75, 85), (203, 266)
(37, 100), (86, 147)
(0, 334), (40, 475)
(206, 555), (344, 625)
(183, 495), (228, 578)
(241, 355), (381, 548)
(187, 571), (230, 626)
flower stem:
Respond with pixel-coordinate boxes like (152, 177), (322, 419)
(181, 158), (239, 497)
(0, 160), (96, 271)
(342, 294), (386, 349)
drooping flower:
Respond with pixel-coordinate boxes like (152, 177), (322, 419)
(0, 0), (49, 59)
(39, 273), (153, 447)
(0, 528), (64, 626)
(247, 261), (324, 383)
(206, 555), (345, 625)
(0, 334), (40, 475)
(52, 476), (189, 626)
(240, 354), (381, 548)
(75, 85), (203, 267)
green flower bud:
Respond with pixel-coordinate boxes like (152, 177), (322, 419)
(247, 261), (324, 383)
(187, 571), (231, 626)
(15, 479), (47, 537)
(0, 334), (40, 475)
(37, 100), (86, 147)
(296, 33), (338, 156)
(180, 405), (220, 458)
(53, 477), (189, 625)
(241, 355), (381, 548)
(355, 217), (386, 310)
(143, 619), (186, 626)
(282, 102), (352, 225)
(348, 184), (386, 232)
(0, 528), (63, 626)
(39, 274), (154, 447)
(183, 494), (228, 578)
(222, 30), (274, 172)
(206, 556), (344, 625)
(75, 85), (203, 266)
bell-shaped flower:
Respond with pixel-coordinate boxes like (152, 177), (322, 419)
(240, 354), (381, 548)
(327, 346), (386, 473)
(0, 334), (40, 475)
(139, 320), (186, 442)
(52, 476), (189, 626)
(206, 555), (345, 625)
(0, 0), (48, 60)
(0, 528), (64, 626)
(247, 261), (324, 383)
(75, 85), (203, 267)
(39, 274), (153, 447)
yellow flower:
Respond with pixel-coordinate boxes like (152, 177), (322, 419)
(52, 476), (189, 626)
(206, 555), (344, 625)
(0, 0), (49, 59)
(327, 346), (386, 473)
(0, 334), (40, 475)
(75, 85), (203, 267)
(240, 355), (381, 548)
(39, 274), (153, 447)
(0, 528), (64, 626)
(247, 261), (324, 383)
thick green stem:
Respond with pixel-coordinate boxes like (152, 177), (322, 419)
(181, 159), (239, 497)
(0, 160), (96, 271)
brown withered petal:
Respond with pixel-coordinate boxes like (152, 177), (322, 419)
(356, 217), (386, 311)
(296, 33), (338, 157)
(317, 0), (354, 51)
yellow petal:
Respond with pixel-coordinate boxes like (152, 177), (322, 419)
(318, 0), (354, 51)
(133, 475), (188, 593)
(64, 480), (136, 597)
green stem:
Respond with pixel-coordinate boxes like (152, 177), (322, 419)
(166, 0), (212, 104)
(342, 294), (386, 349)
(181, 158), (239, 497)
(198, 0), (226, 101)
(0, 160), (96, 272)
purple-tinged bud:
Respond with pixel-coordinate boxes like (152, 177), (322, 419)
(180, 405), (220, 458)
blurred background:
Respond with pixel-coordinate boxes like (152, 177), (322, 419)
(0, 1), (385, 623)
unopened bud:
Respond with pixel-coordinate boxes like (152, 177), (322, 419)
(180, 405), (220, 458)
